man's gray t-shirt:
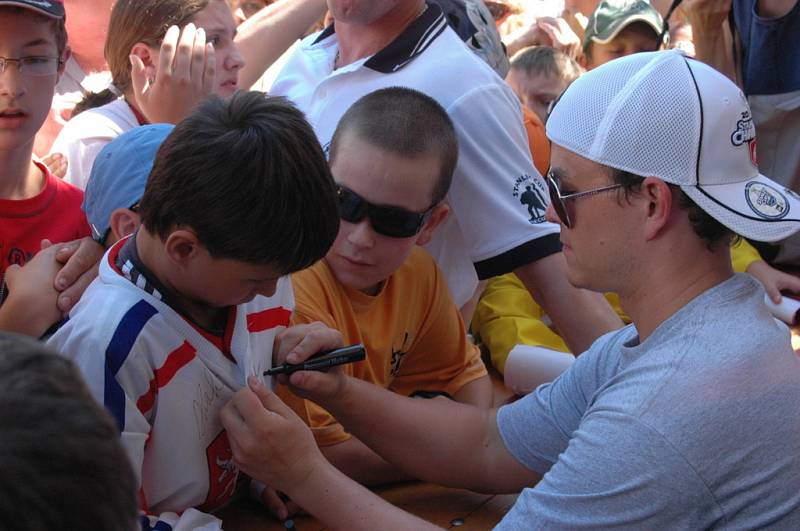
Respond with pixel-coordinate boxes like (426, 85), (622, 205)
(497, 274), (800, 528)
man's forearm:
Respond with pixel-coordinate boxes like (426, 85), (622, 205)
(315, 377), (537, 493)
(322, 436), (413, 487)
(290, 459), (438, 531)
(235, 0), (328, 88)
(514, 253), (623, 354)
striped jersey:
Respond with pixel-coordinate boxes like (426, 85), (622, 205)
(48, 237), (293, 530)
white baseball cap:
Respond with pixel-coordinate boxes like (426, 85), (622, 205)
(546, 50), (800, 242)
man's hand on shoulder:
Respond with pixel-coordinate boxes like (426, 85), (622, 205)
(54, 237), (104, 313)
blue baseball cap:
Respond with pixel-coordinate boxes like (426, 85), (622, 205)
(83, 124), (174, 244)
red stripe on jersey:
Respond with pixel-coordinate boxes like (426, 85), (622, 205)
(136, 342), (197, 413)
(246, 306), (291, 333)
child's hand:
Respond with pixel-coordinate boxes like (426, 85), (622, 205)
(42, 152), (67, 179)
(53, 237), (103, 313)
(130, 24), (216, 124)
(221, 376), (325, 496)
(746, 260), (800, 303)
(1, 242), (63, 336)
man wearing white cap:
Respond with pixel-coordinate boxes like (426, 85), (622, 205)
(221, 50), (800, 528)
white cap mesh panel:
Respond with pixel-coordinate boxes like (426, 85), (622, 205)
(545, 50), (800, 242)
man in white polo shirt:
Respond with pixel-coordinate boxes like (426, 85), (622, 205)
(271, 0), (622, 353)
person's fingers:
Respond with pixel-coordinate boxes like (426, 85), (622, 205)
(54, 238), (102, 289)
(56, 261), (99, 313)
(158, 25), (182, 82)
(764, 282), (782, 303)
(130, 54), (148, 100)
(282, 324), (343, 365)
(202, 42), (217, 95)
(40, 238), (52, 251)
(262, 487), (289, 520)
(172, 23), (196, 81)
(190, 27), (207, 86)
(287, 369), (341, 400)
(3, 263), (20, 284)
(248, 376), (296, 418)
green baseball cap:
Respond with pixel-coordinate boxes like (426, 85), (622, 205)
(582, 0), (665, 52)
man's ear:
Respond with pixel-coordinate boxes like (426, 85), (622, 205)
(109, 208), (141, 243)
(639, 176), (674, 241)
(164, 229), (202, 268)
(415, 202), (450, 246)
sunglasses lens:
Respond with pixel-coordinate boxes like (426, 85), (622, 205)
(546, 175), (571, 228)
(370, 207), (424, 238)
(337, 186), (367, 223)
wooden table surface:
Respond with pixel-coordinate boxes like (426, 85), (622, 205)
(220, 364), (520, 530)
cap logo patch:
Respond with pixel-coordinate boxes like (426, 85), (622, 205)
(745, 182), (789, 220)
(731, 110), (755, 146)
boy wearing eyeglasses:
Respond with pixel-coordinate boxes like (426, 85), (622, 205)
(279, 87), (491, 488)
(0, 0), (97, 337)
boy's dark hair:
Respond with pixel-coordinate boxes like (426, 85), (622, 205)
(0, 7), (68, 58)
(139, 91), (339, 273)
(329, 87), (459, 207)
(611, 169), (737, 251)
(0, 334), (138, 531)
(510, 46), (583, 84)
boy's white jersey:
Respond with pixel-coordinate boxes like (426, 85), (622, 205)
(48, 239), (293, 530)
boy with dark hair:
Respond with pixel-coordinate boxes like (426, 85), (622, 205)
(48, 91), (340, 530)
(0, 0), (99, 337)
(279, 86), (491, 488)
(0, 333), (138, 531)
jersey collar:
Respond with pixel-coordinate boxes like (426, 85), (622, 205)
(312, 2), (449, 74)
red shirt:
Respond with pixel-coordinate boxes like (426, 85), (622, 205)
(0, 162), (91, 282)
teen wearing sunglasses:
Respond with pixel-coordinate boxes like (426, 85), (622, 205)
(276, 87), (492, 491)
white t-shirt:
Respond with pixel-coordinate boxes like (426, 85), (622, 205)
(50, 98), (139, 190)
(270, 3), (561, 306)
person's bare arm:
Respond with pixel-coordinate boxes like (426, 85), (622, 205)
(223, 378), (440, 531)
(321, 436), (413, 486)
(280, 368), (539, 494)
(514, 252), (623, 354)
(452, 374), (493, 408)
(235, 0), (328, 89)
(681, 0), (740, 83)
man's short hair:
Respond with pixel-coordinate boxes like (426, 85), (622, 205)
(329, 87), (459, 206)
(139, 91), (340, 274)
(611, 169), (736, 251)
(0, 334), (138, 531)
(0, 6), (68, 57)
(510, 46), (583, 85)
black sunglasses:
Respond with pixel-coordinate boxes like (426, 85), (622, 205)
(336, 185), (433, 238)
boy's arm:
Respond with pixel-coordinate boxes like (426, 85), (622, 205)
(682, 0), (741, 84)
(235, 0), (328, 89)
(515, 253), (623, 354)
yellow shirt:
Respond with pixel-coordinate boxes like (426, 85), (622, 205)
(280, 247), (486, 446)
(473, 239), (764, 372)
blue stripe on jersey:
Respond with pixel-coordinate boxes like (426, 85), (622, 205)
(140, 515), (173, 531)
(105, 300), (158, 431)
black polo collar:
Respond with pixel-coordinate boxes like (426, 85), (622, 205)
(311, 2), (448, 74)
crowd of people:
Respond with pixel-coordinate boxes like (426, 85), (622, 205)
(1, 0), (799, 529)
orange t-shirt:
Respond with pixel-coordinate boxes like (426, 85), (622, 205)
(280, 247), (487, 446)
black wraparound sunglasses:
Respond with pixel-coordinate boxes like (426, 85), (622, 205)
(336, 185), (434, 238)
